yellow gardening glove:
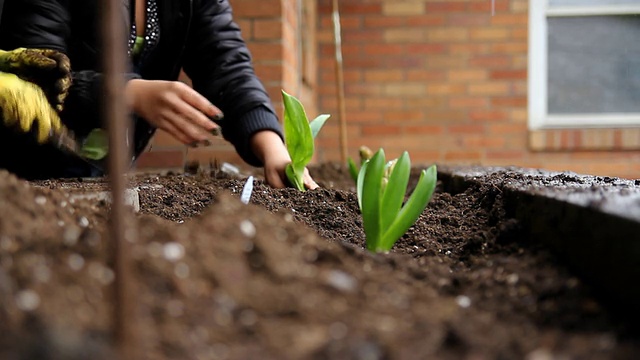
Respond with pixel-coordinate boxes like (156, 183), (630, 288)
(0, 72), (63, 143)
(0, 48), (71, 112)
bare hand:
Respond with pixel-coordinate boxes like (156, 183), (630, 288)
(125, 79), (222, 145)
(251, 130), (319, 189)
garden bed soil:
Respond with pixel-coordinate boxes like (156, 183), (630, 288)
(0, 163), (638, 359)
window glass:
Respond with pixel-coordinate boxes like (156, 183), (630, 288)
(547, 15), (640, 113)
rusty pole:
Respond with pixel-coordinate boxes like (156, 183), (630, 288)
(102, 0), (135, 359)
(332, 0), (348, 165)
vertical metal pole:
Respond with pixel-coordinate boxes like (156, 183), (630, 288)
(102, 0), (135, 359)
(332, 0), (348, 165)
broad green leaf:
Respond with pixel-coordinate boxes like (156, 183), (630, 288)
(80, 128), (109, 160)
(381, 165), (437, 250)
(285, 163), (304, 191)
(362, 149), (386, 252)
(310, 114), (330, 138)
(380, 152), (410, 230)
(282, 90), (314, 190)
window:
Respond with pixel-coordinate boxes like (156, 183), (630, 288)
(528, 0), (640, 129)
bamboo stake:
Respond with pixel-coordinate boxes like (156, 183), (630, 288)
(102, 0), (135, 358)
(332, 0), (348, 164)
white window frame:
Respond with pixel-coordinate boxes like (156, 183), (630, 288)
(528, 1), (640, 130)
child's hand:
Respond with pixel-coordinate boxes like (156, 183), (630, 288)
(125, 79), (222, 145)
(251, 130), (318, 189)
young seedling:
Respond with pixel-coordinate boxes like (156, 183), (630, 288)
(347, 145), (373, 182)
(80, 128), (109, 160)
(282, 90), (330, 191)
(356, 148), (437, 252)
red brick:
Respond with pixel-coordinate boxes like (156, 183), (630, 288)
(253, 19), (282, 40)
(363, 44), (405, 56)
(490, 69), (527, 80)
(468, 2), (509, 13)
(444, 151), (482, 162)
(406, 44), (446, 54)
(406, 15), (446, 27)
(341, 4), (382, 14)
(449, 125), (485, 134)
(233, 0), (281, 18)
(404, 125), (446, 135)
(362, 125), (402, 136)
(364, 16), (406, 28)
(469, 55), (512, 68)
(426, 2), (466, 13)
(469, 110), (509, 122)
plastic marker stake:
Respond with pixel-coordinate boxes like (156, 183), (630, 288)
(240, 176), (254, 204)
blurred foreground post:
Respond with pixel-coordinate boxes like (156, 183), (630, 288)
(332, 0), (348, 164)
(102, 0), (136, 359)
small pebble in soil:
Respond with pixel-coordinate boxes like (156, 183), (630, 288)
(88, 262), (114, 285)
(239, 220), (256, 238)
(456, 295), (472, 308)
(166, 299), (184, 317)
(325, 270), (358, 293)
(35, 196), (47, 205)
(147, 242), (163, 257)
(33, 264), (51, 282)
(163, 242), (185, 262)
(0, 236), (16, 252)
(506, 273), (519, 285)
(329, 321), (348, 340)
(63, 227), (81, 246)
(58, 220), (65, 227)
(174, 262), (189, 279)
(66, 286), (85, 302)
(239, 309), (258, 327)
(78, 217), (89, 228)
(283, 213), (294, 223)
(208, 343), (230, 360)
(67, 253), (85, 271)
(15, 289), (40, 311)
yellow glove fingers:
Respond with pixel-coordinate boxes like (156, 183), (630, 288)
(10, 48), (57, 70)
(36, 107), (62, 144)
(0, 71), (61, 143)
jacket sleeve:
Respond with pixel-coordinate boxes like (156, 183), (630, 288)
(182, 0), (284, 167)
(0, 0), (140, 137)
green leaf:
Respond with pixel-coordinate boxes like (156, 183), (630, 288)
(80, 128), (109, 160)
(356, 159), (369, 211)
(347, 157), (359, 183)
(285, 163), (304, 191)
(380, 152), (410, 230)
(381, 164), (437, 250)
(282, 90), (314, 190)
(310, 114), (330, 139)
(361, 149), (386, 252)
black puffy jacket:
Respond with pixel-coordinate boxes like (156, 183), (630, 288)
(0, 0), (283, 178)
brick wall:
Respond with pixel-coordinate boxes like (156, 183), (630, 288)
(135, 0), (315, 172)
(314, 0), (640, 179)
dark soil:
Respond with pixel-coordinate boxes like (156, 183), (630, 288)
(0, 163), (638, 359)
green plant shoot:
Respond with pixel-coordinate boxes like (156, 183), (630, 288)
(80, 128), (109, 160)
(356, 148), (437, 252)
(282, 90), (330, 191)
(347, 146), (374, 182)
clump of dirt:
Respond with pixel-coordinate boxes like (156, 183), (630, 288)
(0, 166), (638, 359)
